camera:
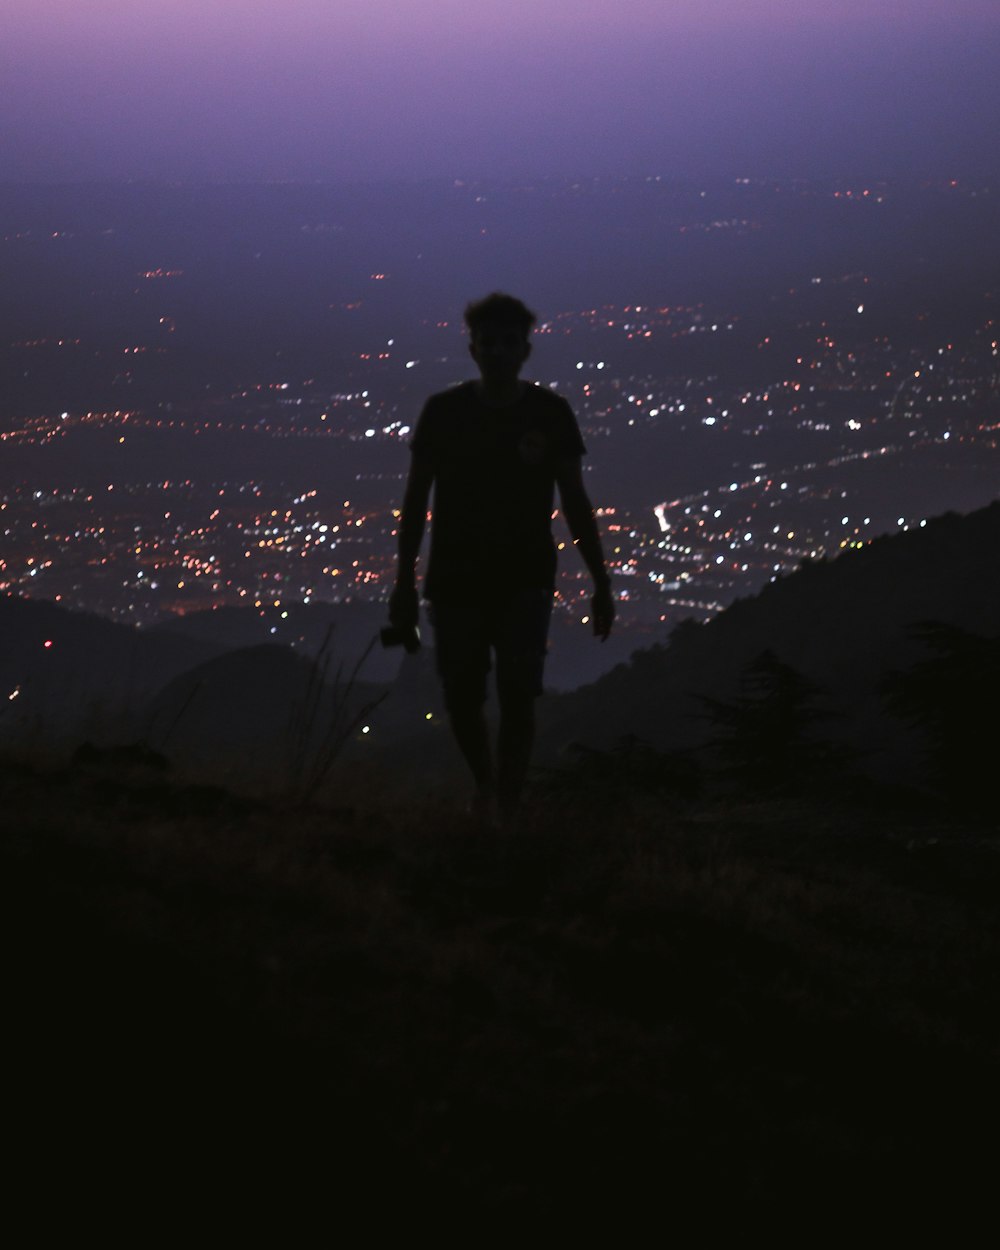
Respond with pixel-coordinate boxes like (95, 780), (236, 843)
(380, 624), (421, 654)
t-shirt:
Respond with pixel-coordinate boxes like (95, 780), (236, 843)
(410, 380), (587, 599)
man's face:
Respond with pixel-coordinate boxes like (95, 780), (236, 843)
(469, 322), (531, 383)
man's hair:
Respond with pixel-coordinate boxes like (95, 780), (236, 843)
(463, 292), (537, 341)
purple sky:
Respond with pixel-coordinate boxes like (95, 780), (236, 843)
(3, 2), (999, 182)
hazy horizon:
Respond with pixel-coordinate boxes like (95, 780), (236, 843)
(3, 3), (999, 185)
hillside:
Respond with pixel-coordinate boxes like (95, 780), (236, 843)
(142, 640), (387, 794)
(2, 754), (997, 1221)
(0, 595), (221, 746)
(535, 501), (1000, 798)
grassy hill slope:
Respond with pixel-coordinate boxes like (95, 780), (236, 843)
(2, 754), (996, 1221)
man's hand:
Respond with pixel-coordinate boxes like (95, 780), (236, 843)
(388, 581), (419, 632)
(591, 580), (615, 641)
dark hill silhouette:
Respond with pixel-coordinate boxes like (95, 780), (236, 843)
(535, 501), (1000, 794)
(150, 598), (404, 682)
(0, 595), (221, 745)
(142, 641), (387, 791)
(0, 596), (394, 790)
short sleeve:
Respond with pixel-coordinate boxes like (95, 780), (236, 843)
(554, 395), (587, 459)
(409, 396), (439, 459)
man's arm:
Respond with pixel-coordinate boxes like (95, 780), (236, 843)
(389, 451), (434, 629)
(555, 455), (614, 641)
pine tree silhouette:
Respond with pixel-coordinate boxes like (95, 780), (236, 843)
(883, 621), (1000, 811)
(699, 650), (848, 794)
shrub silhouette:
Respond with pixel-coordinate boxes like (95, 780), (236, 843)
(285, 626), (387, 802)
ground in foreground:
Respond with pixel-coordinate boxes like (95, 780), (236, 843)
(2, 756), (997, 1224)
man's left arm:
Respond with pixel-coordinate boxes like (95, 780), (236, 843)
(555, 455), (614, 641)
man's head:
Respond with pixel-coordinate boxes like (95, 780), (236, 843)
(464, 292), (536, 384)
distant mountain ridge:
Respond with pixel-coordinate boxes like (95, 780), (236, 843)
(0, 595), (392, 758)
(536, 501), (1000, 791)
(0, 596), (222, 742)
(150, 599), (399, 679)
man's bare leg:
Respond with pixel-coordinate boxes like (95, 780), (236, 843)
(445, 697), (497, 822)
(497, 690), (536, 828)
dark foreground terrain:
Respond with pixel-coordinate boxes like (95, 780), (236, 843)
(2, 752), (997, 1229)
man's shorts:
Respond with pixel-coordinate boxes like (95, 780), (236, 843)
(429, 587), (554, 705)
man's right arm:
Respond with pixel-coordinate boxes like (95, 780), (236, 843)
(389, 452), (434, 629)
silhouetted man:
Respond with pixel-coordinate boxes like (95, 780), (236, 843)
(389, 293), (613, 826)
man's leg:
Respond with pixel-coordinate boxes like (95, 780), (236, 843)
(496, 688), (536, 826)
(431, 596), (497, 820)
(494, 589), (553, 827)
(444, 692), (495, 809)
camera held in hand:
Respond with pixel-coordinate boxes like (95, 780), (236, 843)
(380, 624), (421, 654)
